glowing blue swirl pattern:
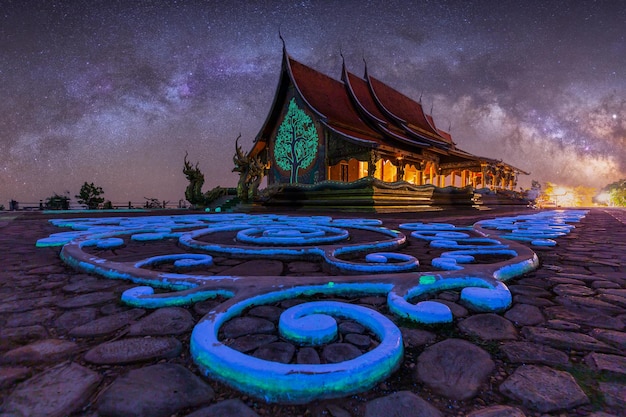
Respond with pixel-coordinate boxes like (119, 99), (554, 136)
(236, 224), (349, 245)
(192, 297), (403, 404)
(35, 210), (586, 404)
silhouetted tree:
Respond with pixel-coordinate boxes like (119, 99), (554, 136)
(44, 193), (70, 210)
(76, 182), (104, 209)
(601, 179), (626, 206)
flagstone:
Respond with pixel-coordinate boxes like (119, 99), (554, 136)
(598, 381), (626, 411)
(296, 347), (321, 364)
(504, 303), (544, 326)
(185, 399), (261, 417)
(0, 362), (101, 417)
(585, 352), (626, 375)
(128, 307), (194, 336)
(364, 391), (443, 417)
(54, 307), (98, 331)
(227, 334), (278, 353)
(84, 337), (182, 364)
(0, 366), (31, 389)
(500, 341), (569, 366)
(512, 295), (555, 307)
(589, 329), (626, 349)
(552, 284), (595, 297)
(69, 308), (145, 338)
(458, 313), (517, 341)
(0, 325), (49, 350)
(57, 291), (118, 308)
(416, 339), (494, 400)
(248, 305), (283, 322)
(556, 295), (625, 315)
(544, 305), (624, 330)
(507, 285), (551, 298)
(193, 299), (222, 316)
(499, 365), (588, 413)
(1, 339), (78, 364)
(434, 299), (468, 317)
(521, 326), (618, 353)
(221, 316), (275, 339)
(253, 341), (296, 363)
(591, 280), (622, 289)
(545, 319), (581, 331)
(597, 293), (626, 309)
(97, 363), (213, 417)
(62, 278), (120, 293)
(322, 343), (361, 363)
(466, 405), (526, 417)
(401, 328), (437, 347)
(5, 308), (56, 327)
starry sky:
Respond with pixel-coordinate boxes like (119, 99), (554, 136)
(1, 0), (624, 205)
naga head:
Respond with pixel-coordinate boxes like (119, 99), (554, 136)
(183, 151), (192, 171)
(183, 151), (201, 176)
(233, 134), (247, 172)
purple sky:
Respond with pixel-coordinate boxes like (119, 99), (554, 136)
(1, 0), (624, 205)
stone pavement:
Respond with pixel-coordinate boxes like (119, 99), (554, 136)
(0, 207), (625, 417)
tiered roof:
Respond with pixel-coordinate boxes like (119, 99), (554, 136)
(252, 47), (527, 174)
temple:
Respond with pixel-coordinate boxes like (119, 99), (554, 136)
(243, 45), (528, 211)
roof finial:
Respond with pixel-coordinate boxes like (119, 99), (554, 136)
(278, 26), (286, 50)
(419, 92), (423, 104)
(339, 45), (348, 81)
(430, 102), (434, 115)
(362, 56), (369, 78)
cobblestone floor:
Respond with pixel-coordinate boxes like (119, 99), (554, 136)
(0, 207), (625, 417)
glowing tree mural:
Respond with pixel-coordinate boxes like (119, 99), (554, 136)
(274, 98), (318, 183)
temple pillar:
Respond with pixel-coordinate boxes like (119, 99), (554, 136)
(396, 160), (405, 182)
(416, 170), (423, 185)
(480, 164), (487, 188)
(368, 151), (379, 177)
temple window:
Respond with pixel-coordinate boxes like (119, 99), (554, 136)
(381, 160), (397, 182)
(358, 161), (368, 178)
(340, 162), (349, 182)
(328, 159), (364, 182)
(404, 165), (419, 184)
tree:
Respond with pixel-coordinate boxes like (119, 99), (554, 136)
(76, 182), (104, 209)
(599, 179), (626, 206)
(44, 193), (70, 210)
(273, 98), (318, 183)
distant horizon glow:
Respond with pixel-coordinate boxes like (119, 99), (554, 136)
(1, 1), (624, 205)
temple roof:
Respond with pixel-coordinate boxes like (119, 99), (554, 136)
(285, 50), (460, 156)
(287, 57), (383, 145)
(366, 74), (451, 145)
(251, 47), (527, 175)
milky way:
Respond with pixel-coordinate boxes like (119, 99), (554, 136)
(1, 0), (624, 205)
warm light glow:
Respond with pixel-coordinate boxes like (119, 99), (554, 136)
(541, 184), (597, 207)
(596, 192), (611, 205)
(553, 186), (568, 195)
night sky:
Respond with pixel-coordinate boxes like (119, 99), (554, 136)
(1, 0), (624, 205)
